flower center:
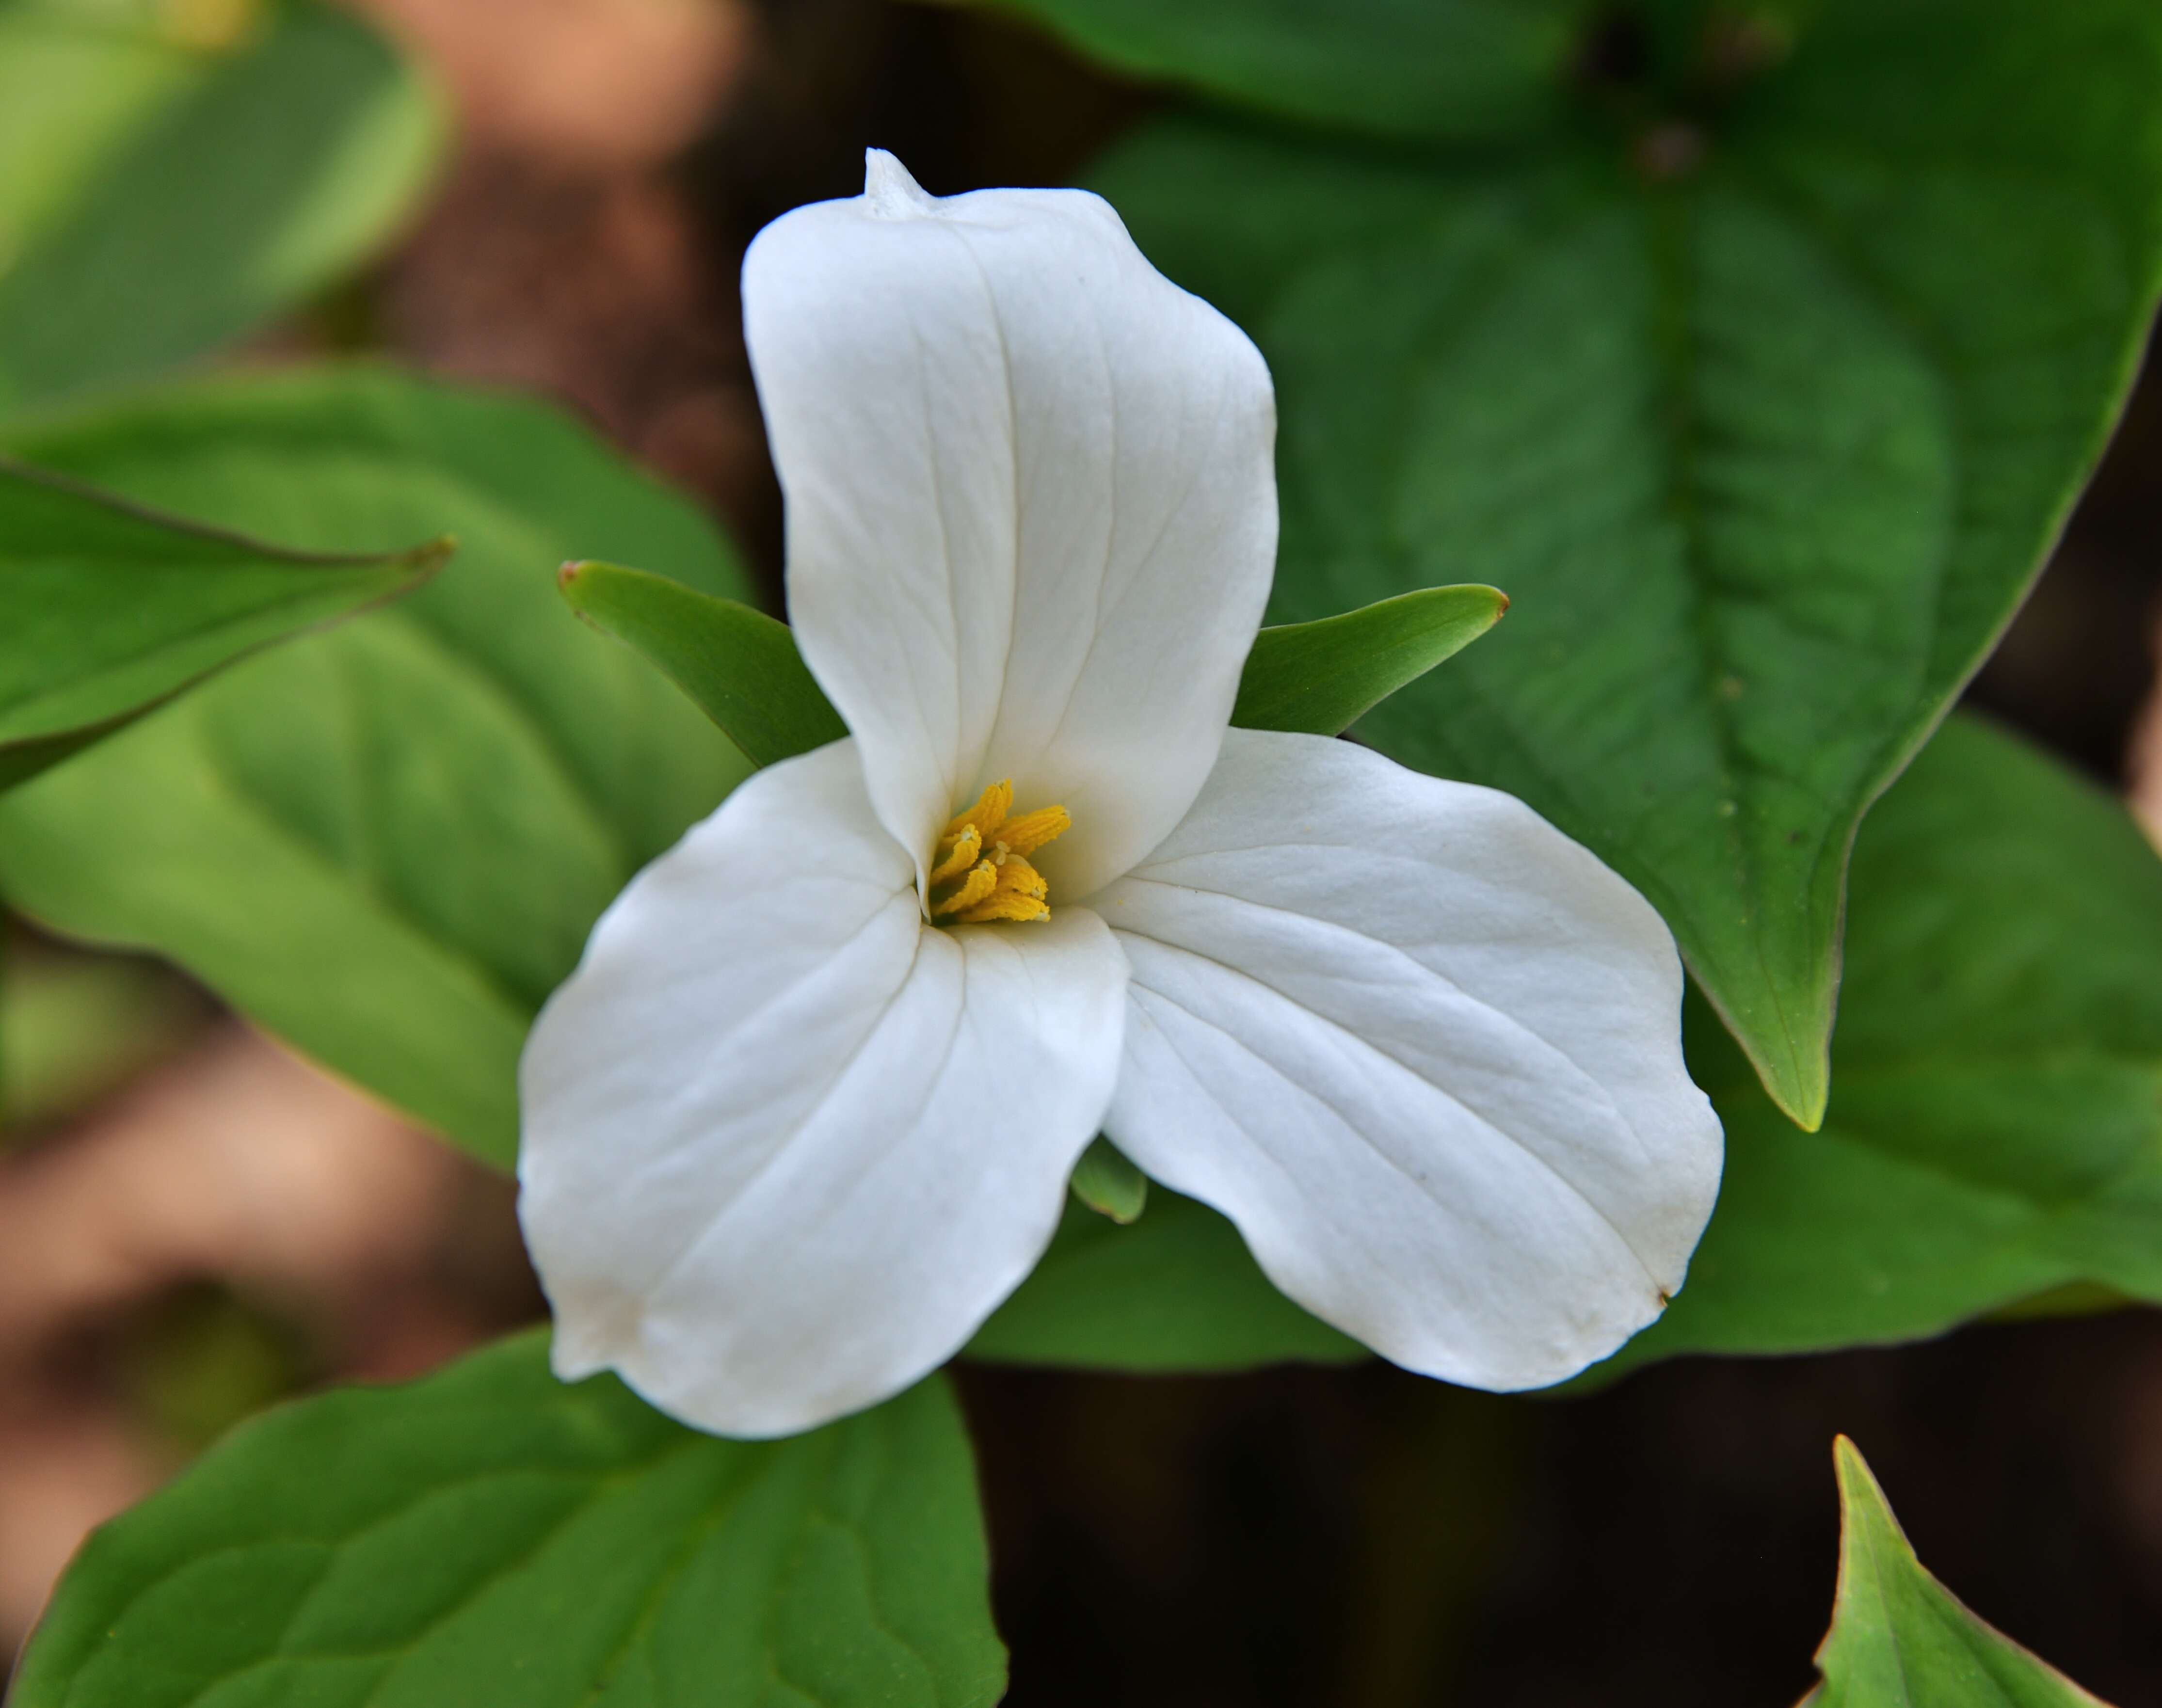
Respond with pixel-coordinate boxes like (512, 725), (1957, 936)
(925, 779), (1070, 925)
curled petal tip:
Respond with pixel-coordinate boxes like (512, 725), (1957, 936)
(863, 147), (935, 218)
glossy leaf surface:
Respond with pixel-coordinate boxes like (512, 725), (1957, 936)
(991, 0), (1594, 143)
(0, 457), (443, 788)
(969, 1186), (1361, 1371)
(1804, 1437), (2110, 1706)
(1603, 715), (2162, 1373)
(0, 368), (755, 1165)
(1229, 582), (1507, 736)
(558, 559), (847, 767)
(11, 1333), (1008, 1708)
(0, 0), (444, 411)
(1092, 0), (2162, 1125)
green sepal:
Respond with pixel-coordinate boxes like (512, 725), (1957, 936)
(573, 563), (1505, 766)
(1805, 1437), (2110, 1706)
(0, 456), (448, 790)
(1231, 583), (1508, 736)
(9, 1332), (1009, 1708)
(1068, 1135), (1149, 1224)
(556, 559), (847, 768)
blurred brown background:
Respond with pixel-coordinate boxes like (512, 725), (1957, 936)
(4, 2), (2161, 1703)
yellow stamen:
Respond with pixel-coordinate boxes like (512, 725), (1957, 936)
(929, 859), (997, 919)
(945, 779), (1012, 843)
(994, 805), (1071, 858)
(924, 781), (1070, 926)
(953, 890), (1051, 924)
(926, 823), (981, 886)
(952, 853), (1048, 924)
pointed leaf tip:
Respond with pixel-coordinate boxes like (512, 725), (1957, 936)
(1232, 582), (1508, 737)
(1812, 1435), (2114, 1706)
(557, 560), (847, 768)
(0, 462), (449, 790)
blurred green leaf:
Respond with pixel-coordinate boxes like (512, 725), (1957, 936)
(0, 457), (445, 788)
(1804, 1437), (2111, 1706)
(558, 559), (848, 768)
(1598, 715), (2162, 1373)
(1093, 0), (2162, 1127)
(0, 367), (756, 1167)
(0, 938), (201, 1133)
(0, 0), (446, 412)
(969, 1184), (1362, 1371)
(1231, 583), (1507, 736)
(1068, 1135), (1148, 1224)
(990, 0), (1594, 143)
(119, 1281), (309, 1455)
(11, 1332), (1008, 1708)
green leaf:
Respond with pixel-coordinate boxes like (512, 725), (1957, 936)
(1231, 582), (1507, 736)
(1596, 715), (2162, 1373)
(0, 0), (446, 412)
(1805, 1437), (2110, 1706)
(1068, 1135), (1148, 1224)
(0, 456), (445, 789)
(10, 1332), (1008, 1708)
(990, 0), (1595, 144)
(968, 1184), (1362, 1371)
(1092, 0), (2162, 1126)
(558, 559), (848, 767)
(0, 367), (756, 1166)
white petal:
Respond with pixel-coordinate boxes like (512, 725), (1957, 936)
(1089, 730), (1723, 1390)
(518, 740), (1129, 1437)
(741, 150), (1277, 898)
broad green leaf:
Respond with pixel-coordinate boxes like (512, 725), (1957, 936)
(1804, 1437), (2110, 1706)
(1230, 582), (1507, 736)
(558, 559), (847, 767)
(0, 0), (446, 411)
(0, 367), (756, 1166)
(10, 1332), (1008, 1708)
(969, 1184), (1361, 1371)
(1068, 1134), (1148, 1224)
(0, 457), (445, 788)
(1597, 715), (2162, 1373)
(989, 0), (1594, 144)
(1093, 0), (2162, 1125)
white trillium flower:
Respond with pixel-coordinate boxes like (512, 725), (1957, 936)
(518, 151), (1723, 1439)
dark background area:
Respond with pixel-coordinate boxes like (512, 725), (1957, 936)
(5, 2), (2160, 1702)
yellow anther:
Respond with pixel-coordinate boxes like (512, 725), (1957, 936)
(995, 804), (1071, 858)
(926, 823), (981, 886)
(954, 891), (1051, 924)
(945, 779), (1012, 842)
(927, 782), (1070, 926)
(929, 860), (997, 919)
(951, 854), (1048, 923)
